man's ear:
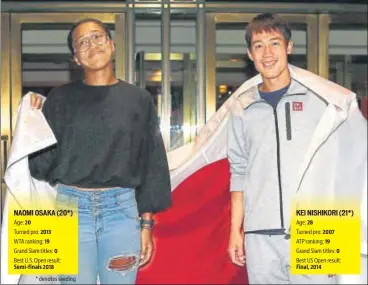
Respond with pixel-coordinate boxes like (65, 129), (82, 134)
(246, 48), (254, 62)
(287, 40), (294, 55)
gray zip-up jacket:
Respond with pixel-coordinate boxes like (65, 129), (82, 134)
(227, 70), (365, 236)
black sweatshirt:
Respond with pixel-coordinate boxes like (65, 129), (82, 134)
(28, 79), (172, 214)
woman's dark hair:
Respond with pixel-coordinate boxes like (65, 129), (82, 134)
(245, 13), (291, 48)
(67, 18), (112, 55)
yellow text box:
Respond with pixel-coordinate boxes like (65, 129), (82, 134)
(8, 196), (78, 275)
(290, 198), (360, 275)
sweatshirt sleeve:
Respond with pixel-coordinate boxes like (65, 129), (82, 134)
(227, 101), (248, 192)
(135, 95), (172, 214)
(28, 94), (58, 181)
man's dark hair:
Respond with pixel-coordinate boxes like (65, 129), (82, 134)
(67, 18), (112, 55)
(245, 13), (291, 48)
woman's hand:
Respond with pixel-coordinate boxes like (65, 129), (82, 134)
(30, 93), (43, 109)
(139, 228), (154, 267)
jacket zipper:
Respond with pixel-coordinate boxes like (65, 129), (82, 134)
(244, 92), (304, 234)
(244, 100), (285, 231)
(273, 107), (285, 230)
(285, 102), (292, 140)
(273, 93), (303, 231)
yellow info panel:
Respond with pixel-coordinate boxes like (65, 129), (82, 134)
(8, 195), (78, 275)
(290, 197), (360, 275)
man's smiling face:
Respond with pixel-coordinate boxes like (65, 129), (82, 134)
(247, 29), (293, 81)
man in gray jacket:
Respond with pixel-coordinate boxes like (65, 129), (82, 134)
(227, 13), (367, 284)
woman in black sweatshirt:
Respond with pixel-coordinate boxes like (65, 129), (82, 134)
(29, 18), (172, 285)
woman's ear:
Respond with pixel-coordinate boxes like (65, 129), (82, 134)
(74, 56), (81, 66)
(111, 40), (115, 53)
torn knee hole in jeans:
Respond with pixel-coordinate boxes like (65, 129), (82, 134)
(107, 254), (139, 273)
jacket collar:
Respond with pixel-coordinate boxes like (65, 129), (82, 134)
(286, 77), (308, 96)
(236, 64), (355, 114)
(238, 73), (308, 107)
(289, 64), (354, 113)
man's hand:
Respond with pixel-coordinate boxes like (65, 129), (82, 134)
(139, 228), (154, 267)
(31, 93), (43, 109)
(228, 230), (245, 266)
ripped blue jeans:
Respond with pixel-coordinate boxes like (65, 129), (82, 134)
(56, 184), (141, 284)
